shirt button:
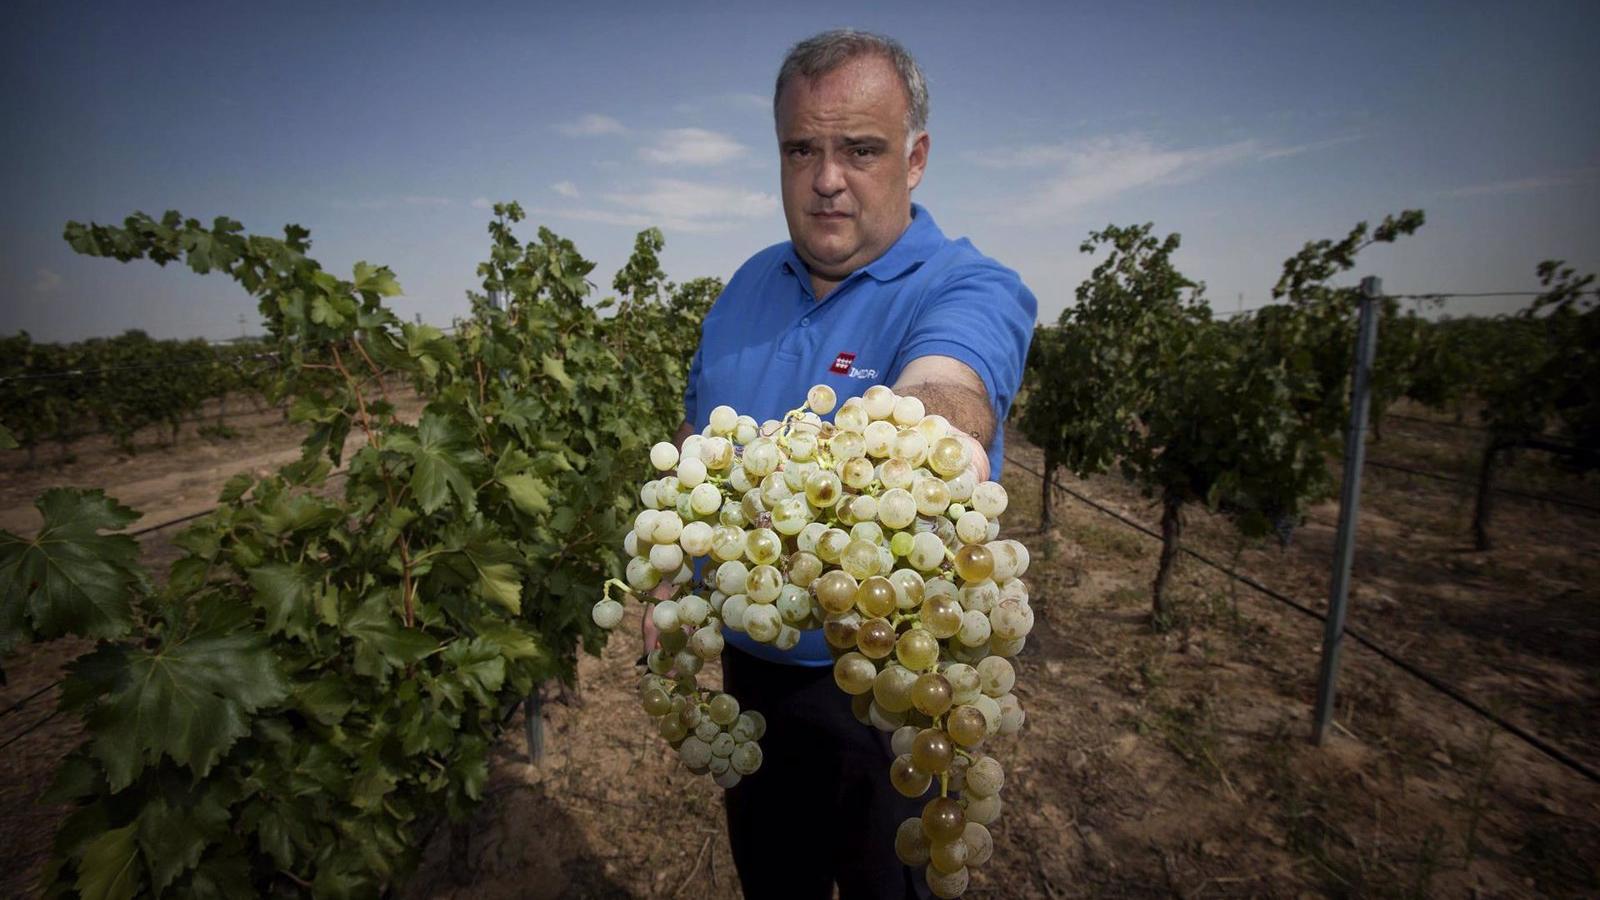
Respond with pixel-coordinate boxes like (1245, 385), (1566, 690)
(801, 317), (810, 326)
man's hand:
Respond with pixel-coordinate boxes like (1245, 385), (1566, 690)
(640, 581), (677, 656)
(893, 355), (994, 482)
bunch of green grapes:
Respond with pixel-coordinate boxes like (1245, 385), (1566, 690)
(593, 383), (1032, 899)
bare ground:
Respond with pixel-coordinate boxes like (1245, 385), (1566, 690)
(2, 405), (1596, 898)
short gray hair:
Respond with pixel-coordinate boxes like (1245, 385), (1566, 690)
(774, 29), (929, 141)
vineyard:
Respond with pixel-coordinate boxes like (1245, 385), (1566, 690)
(0, 205), (1597, 899)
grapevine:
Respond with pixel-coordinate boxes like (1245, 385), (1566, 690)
(592, 382), (1032, 898)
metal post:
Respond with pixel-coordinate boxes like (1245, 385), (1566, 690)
(1312, 276), (1382, 744)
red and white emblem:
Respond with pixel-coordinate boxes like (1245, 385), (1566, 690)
(829, 351), (856, 374)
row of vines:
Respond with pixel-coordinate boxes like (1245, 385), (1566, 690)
(0, 204), (715, 898)
(1, 331), (279, 461)
(1015, 210), (1598, 624)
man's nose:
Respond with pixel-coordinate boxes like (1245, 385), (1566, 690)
(813, 153), (846, 197)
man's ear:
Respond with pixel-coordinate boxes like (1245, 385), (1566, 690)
(907, 131), (929, 192)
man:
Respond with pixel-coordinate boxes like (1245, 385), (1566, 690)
(660, 29), (1036, 899)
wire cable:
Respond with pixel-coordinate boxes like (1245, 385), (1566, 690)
(0, 679), (61, 720)
(1365, 458), (1600, 516)
(0, 709), (61, 753)
(1004, 453), (1600, 786)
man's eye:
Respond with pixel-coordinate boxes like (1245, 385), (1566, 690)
(852, 147), (877, 158)
(787, 147), (813, 159)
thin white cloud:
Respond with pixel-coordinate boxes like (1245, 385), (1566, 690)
(639, 128), (748, 166)
(537, 178), (778, 234)
(979, 133), (1357, 221)
(1436, 168), (1599, 199)
(556, 113), (627, 137)
(33, 268), (63, 294)
(551, 180), (580, 199)
(402, 195), (452, 207)
(471, 196), (494, 209)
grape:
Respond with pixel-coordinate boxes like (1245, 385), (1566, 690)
(659, 715), (689, 743)
(640, 685), (672, 717)
(680, 736), (712, 769)
(806, 383), (837, 414)
(997, 694), (1026, 735)
(892, 725), (920, 757)
(650, 542), (684, 573)
(945, 469), (976, 503)
(721, 594), (750, 631)
(925, 864), (969, 899)
(893, 429), (929, 466)
(872, 664), (917, 713)
(815, 569), (859, 615)
(776, 585), (812, 625)
(855, 576), (897, 618)
(715, 560), (749, 595)
(895, 817), (932, 866)
(957, 610), (991, 647)
(786, 550), (823, 587)
(816, 528), (851, 563)
(650, 441), (679, 472)
(743, 438), (780, 477)
(895, 628), (940, 671)
(919, 596), (963, 639)
(965, 755), (1004, 796)
(761, 471), (793, 505)
(847, 494), (878, 526)
(942, 663), (981, 704)
(868, 700), (907, 732)
(863, 384), (896, 420)
(911, 672), (954, 717)
(691, 625), (723, 659)
(673, 649), (703, 676)
(652, 511), (684, 545)
(774, 625), (802, 651)
(890, 753), (932, 798)
(912, 477), (951, 516)
(928, 436), (968, 478)
(714, 770), (742, 790)
(650, 600), (681, 632)
(856, 617), (897, 659)
(743, 710), (767, 740)
(731, 741), (764, 775)
(972, 695), (1002, 737)
(929, 837), (969, 874)
(955, 511), (989, 545)
(743, 604), (782, 642)
(710, 732), (736, 758)
(946, 705), (986, 748)
(833, 652), (876, 694)
(977, 656), (1015, 698)
(709, 405), (738, 435)
(921, 796), (965, 842)
(591, 598), (624, 629)
(863, 420), (897, 457)
(796, 523), (827, 554)
(891, 394), (925, 426)
(824, 611), (862, 649)
(708, 692), (740, 726)
(971, 481), (1008, 518)
(746, 564), (783, 604)
(953, 544), (994, 582)
(910, 727), (953, 774)
(962, 822), (993, 867)
(990, 599), (1034, 640)
(906, 532), (944, 572)
(841, 539), (881, 579)
(958, 579), (999, 614)
(804, 470), (843, 507)
(962, 793), (1001, 826)
(787, 430), (818, 462)
(880, 457), (915, 490)
(626, 556), (661, 591)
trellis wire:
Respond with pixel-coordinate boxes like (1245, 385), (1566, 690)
(1002, 454), (1600, 786)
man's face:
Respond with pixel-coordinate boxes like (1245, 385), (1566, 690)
(776, 54), (929, 283)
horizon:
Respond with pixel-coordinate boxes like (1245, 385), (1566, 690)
(2, 1), (1597, 342)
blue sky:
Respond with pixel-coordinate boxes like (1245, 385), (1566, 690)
(2, 0), (1597, 342)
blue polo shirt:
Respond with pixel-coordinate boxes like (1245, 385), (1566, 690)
(684, 204), (1036, 666)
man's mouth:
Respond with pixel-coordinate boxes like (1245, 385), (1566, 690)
(811, 210), (851, 219)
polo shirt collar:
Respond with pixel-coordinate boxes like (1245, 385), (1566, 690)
(779, 203), (944, 288)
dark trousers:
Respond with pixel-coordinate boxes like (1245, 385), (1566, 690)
(721, 646), (934, 900)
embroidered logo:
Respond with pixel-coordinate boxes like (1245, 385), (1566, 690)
(829, 351), (856, 374)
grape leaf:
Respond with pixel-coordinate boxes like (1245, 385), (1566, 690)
(388, 412), (482, 514)
(0, 488), (143, 648)
(75, 823), (141, 900)
(89, 625), (289, 790)
(137, 794), (229, 893)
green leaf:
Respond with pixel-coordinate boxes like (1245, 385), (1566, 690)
(248, 562), (315, 638)
(75, 823), (141, 900)
(462, 540), (523, 613)
(0, 488), (143, 648)
(89, 625), (289, 790)
(442, 637), (507, 707)
(343, 593), (437, 671)
(353, 260), (402, 297)
(137, 794), (229, 893)
(0, 423), (17, 450)
(391, 412), (482, 514)
(541, 355), (575, 389)
(294, 676), (355, 725)
(499, 473), (551, 517)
